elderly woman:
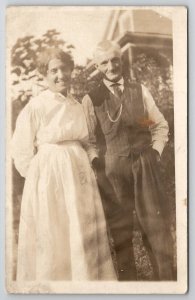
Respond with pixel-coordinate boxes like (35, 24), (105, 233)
(12, 48), (116, 281)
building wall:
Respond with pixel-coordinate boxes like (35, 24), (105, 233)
(112, 9), (172, 38)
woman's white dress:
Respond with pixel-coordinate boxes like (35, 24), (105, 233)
(12, 89), (116, 281)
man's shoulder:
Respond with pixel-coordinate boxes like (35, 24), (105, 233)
(124, 79), (144, 100)
(125, 78), (142, 90)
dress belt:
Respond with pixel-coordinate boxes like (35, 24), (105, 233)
(38, 141), (82, 150)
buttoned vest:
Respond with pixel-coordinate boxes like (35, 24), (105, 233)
(88, 80), (152, 157)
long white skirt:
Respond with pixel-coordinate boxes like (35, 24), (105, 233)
(16, 142), (116, 281)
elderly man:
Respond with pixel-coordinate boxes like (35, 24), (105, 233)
(82, 40), (174, 281)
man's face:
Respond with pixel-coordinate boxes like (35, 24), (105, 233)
(95, 49), (123, 82)
(45, 58), (72, 95)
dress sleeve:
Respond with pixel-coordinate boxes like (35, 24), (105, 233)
(141, 85), (169, 156)
(11, 101), (38, 177)
(82, 94), (99, 163)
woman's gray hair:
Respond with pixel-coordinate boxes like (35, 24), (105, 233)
(36, 47), (74, 76)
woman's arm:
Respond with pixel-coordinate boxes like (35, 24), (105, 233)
(11, 102), (38, 177)
(82, 94), (99, 164)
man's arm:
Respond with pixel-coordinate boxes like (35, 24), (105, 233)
(82, 94), (99, 164)
(142, 85), (169, 156)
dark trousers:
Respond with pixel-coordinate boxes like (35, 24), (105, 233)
(96, 147), (174, 281)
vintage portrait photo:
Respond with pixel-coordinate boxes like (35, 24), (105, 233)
(6, 6), (187, 294)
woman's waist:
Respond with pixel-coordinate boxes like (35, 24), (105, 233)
(37, 140), (83, 151)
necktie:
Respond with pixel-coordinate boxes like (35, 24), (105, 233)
(107, 83), (123, 122)
(111, 83), (123, 99)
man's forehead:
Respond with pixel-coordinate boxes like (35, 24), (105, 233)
(94, 49), (121, 64)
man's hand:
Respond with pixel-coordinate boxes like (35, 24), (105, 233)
(92, 157), (103, 171)
(152, 148), (161, 162)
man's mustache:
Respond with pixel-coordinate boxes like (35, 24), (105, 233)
(107, 67), (121, 73)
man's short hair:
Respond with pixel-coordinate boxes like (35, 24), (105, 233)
(36, 47), (74, 76)
(93, 40), (121, 62)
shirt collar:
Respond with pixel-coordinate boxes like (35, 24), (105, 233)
(103, 77), (124, 93)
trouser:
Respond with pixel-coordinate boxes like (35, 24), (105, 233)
(96, 147), (174, 281)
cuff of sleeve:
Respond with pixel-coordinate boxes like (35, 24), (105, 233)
(14, 161), (29, 178)
(87, 149), (99, 164)
(152, 141), (165, 156)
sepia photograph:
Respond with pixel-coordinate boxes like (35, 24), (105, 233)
(6, 6), (187, 294)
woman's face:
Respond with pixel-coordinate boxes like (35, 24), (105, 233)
(45, 58), (72, 96)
